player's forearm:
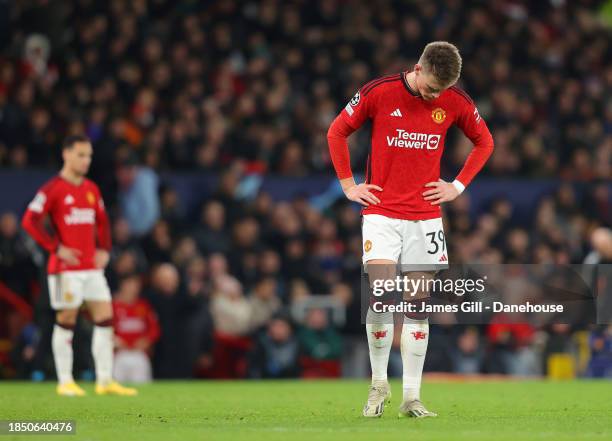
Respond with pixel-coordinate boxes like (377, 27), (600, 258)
(148, 326), (161, 343)
(96, 211), (112, 250)
(21, 212), (59, 253)
(339, 177), (357, 193)
(455, 138), (494, 189)
(327, 115), (356, 181)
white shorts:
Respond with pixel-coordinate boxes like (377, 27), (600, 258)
(362, 214), (449, 271)
(47, 270), (111, 310)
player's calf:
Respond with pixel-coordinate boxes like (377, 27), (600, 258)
(52, 311), (78, 389)
(363, 261), (397, 417)
(400, 285), (431, 413)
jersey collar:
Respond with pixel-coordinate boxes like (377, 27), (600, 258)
(401, 71), (420, 97)
(58, 174), (85, 188)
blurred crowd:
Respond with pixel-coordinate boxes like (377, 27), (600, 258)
(1, 0), (610, 179)
(1, 0), (612, 381)
(2, 177), (611, 380)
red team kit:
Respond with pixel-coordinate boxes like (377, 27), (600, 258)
(327, 72), (494, 220)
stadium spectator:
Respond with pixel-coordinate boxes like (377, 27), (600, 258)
(586, 326), (612, 378)
(541, 324), (578, 377)
(298, 308), (343, 378)
(585, 228), (612, 264)
(208, 275), (252, 378)
(0, 212), (35, 297)
(116, 154), (160, 237)
(210, 275), (251, 337)
(247, 315), (300, 379)
(452, 326), (485, 374)
(112, 274), (160, 383)
(191, 200), (232, 256)
(486, 321), (540, 376)
(146, 263), (198, 378)
(248, 276), (282, 331)
(109, 217), (149, 285)
(9, 322), (40, 379)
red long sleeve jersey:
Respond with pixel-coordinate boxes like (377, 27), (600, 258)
(328, 72), (494, 220)
(21, 176), (111, 274)
(112, 299), (161, 349)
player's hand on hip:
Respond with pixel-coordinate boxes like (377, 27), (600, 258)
(57, 244), (81, 266)
(94, 249), (110, 269)
(423, 179), (459, 205)
(344, 183), (383, 206)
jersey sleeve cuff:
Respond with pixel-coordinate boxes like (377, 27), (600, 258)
(452, 179), (466, 194)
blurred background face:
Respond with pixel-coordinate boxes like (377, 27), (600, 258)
(208, 253), (228, 278)
(117, 275), (142, 303)
(113, 218), (131, 244)
(0, 213), (17, 238)
(152, 264), (180, 296)
(202, 201), (225, 230)
(268, 318), (291, 343)
(592, 228), (612, 258)
(254, 277), (277, 299)
(214, 274), (243, 300)
(306, 308), (328, 330)
(62, 141), (93, 176)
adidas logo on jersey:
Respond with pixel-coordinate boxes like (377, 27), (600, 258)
(64, 195), (75, 205)
(390, 108), (402, 117)
(387, 129), (441, 150)
(439, 254), (448, 262)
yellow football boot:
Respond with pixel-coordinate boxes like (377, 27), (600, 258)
(56, 382), (86, 397)
(95, 381), (138, 396)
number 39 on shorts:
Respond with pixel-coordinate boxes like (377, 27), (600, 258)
(426, 229), (446, 255)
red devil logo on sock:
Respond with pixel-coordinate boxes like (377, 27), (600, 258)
(372, 330), (388, 339)
(411, 331), (427, 340)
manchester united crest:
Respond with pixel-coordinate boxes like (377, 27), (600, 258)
(431, 108), (446, 124)
(86, 191), (96, 205)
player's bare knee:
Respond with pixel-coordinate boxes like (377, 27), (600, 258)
(366, 259), (398, 312)
(365, 259), (397, 288)
(87, 301), (113, 324)
(56, 309), (78, 327)
(401, 270), (435, 321)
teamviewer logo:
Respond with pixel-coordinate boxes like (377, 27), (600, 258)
(426, 134), (440, 150)
(386, 130), (441, 150)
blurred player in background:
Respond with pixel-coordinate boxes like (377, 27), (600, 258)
(21, 135), (137, 396)
(327, 42), (494, 417)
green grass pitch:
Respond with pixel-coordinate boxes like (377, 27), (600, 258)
(1, 379), (611, 441)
